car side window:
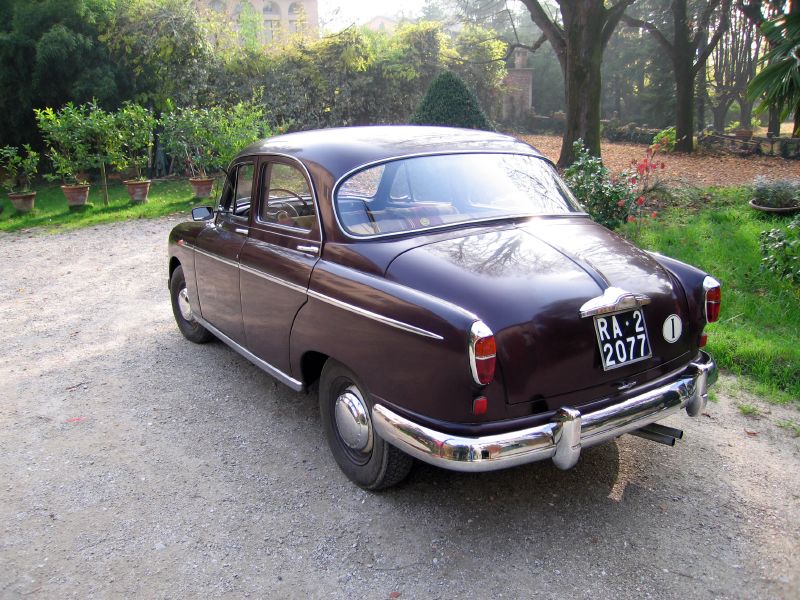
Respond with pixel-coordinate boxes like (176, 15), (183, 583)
(259, 162), (317, 231)
(219, 162), (254, 219)
(232, 163), (254, 218)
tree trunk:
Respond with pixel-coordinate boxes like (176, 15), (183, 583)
(739, 98), (754, 129)
(696, 76), (707, 131)
(696, 30), (708, 130)
(768, 105), (781, 137)
(674, 64), (695, 151)
(557, 2), (606, 166)
(794, 108), (800, 138)
(713, 98), (732, 131)
(672, 0), (695, 152)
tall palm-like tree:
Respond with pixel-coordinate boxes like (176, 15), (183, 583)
(748, 12), (800, 136)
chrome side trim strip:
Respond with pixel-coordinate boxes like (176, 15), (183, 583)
(239, 264), (308, 294)
(183, 244), (310, 295)
(373, 352), (717, 473)
(194, 315), (304, 392)
(189, 245), (240, 269)
(307, 290), (444, 340)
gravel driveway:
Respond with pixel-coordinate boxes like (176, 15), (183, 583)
(1, 217), (798, 599)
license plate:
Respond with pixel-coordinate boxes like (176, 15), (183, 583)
(593, 308), (652, 371)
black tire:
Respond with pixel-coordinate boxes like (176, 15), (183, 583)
(170, 265), (213, 344)
(319, 360), (413, 490)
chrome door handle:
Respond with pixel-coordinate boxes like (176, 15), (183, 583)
(235, 227), (249, 235)
(297, 245), (318, 255)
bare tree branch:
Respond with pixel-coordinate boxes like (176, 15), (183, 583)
(693, 0), (724, 48)
(620, 14), (674, 51)
(695, 0), (731, 75)
(518, 0), (566, 63)
(602, 0), (638, 47)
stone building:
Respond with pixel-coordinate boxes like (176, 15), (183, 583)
(363, 16), (398, 34)
(501, 48), (533, 123)
(195, 0), (319, 41)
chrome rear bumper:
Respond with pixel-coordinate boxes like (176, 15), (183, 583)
(372, 352), (717, 473)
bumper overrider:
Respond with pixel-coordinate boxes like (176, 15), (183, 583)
(373, 352), (717, 473)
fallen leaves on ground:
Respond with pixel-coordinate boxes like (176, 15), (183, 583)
(517, 134), (800, 187)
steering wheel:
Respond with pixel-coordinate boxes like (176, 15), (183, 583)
(267, 200), (300, 218)
(270, 188), (310, 211)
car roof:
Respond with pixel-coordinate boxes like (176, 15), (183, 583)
(236, 125), (544, 181)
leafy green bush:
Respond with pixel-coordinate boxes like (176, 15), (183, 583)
(652, 127), (676, 152)
(35, 104), (94, 185)
(751, 176), (800, 209)
(113, 103), (157, 180)
(0, 145), (39, 193)
(760, 215), (800, 286)
(563, 141), (633, 229)
(161, 100), (267, 177)
(410, 70), (491, 130)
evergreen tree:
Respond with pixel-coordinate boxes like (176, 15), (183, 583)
(410, 70), (491, 130)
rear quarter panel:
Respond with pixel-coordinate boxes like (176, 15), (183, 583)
(289, 259), (502, 424)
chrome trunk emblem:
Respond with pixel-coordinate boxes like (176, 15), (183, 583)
(579, 287), (651, 318)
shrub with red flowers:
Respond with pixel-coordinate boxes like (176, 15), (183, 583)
(625, 143), (668, 241)
(564, 140), (668, 239)
(563, 140), (634, 230)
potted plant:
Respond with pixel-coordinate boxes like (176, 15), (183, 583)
(750, 176), (800, 214)
(161, 101), (264, 198)
(161, 107), (216, 198)
(113, 103), (157, 204)
(35, 104), (92, 208)
(0, 145), (39, 212)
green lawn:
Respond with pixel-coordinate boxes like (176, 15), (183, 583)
(0, 179), (214, 232)
(634, 187), (800, 405)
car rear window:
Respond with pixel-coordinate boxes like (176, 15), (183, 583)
(335, 153), (581, 237)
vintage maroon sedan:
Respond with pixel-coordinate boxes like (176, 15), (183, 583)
(168, 126), (720, 489)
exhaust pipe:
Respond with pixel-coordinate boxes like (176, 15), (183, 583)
(629, 423), (684, 446)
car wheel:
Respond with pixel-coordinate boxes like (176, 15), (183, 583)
(170, 265), (213, 344)
(319, 359), (413, 490)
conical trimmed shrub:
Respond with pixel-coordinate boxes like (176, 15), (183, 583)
(410, 70), (491, 130)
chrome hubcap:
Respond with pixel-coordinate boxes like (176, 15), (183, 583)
(334, 385), (373, 453)
(178, 287), (194, 321)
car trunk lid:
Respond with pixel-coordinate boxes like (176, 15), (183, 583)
(385, 217), (698, 408)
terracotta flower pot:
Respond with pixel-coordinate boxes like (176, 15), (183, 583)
(8, 191), (36, 213)
(61, 184), (91, 207)
(124, 179), (151, 204)
(749, 199), (800, 214)
(189, 177), (215, 199)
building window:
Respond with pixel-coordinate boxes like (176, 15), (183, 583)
(264, 19), (280, 41)
(288, 2), (302, 15)
(210, 0), (224, 11)
(263, 1), (279, 15)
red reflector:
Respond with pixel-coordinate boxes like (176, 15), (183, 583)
(699, 333), (708, 348)
(475, 356), (496, 385)
(475, 336), (496, 358)
(473, 396), (488, 415)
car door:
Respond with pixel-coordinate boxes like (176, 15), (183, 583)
(195, 160), (256, 344)
(239, 158), (321, 375)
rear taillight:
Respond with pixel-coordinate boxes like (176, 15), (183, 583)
(469, 320), (496, 386)
(703, 276), (721, 323)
